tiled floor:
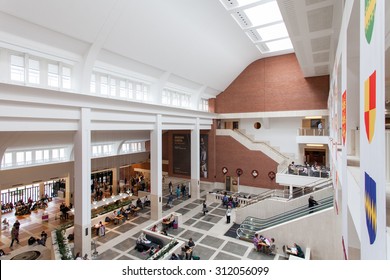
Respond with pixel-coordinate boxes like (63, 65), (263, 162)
(0, 180), (280, 261)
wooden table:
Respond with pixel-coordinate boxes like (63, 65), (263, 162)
(132, 207), (141, 216)
(114, 215), (125, 224)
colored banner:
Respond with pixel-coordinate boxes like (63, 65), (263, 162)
(364, 71), (376, 143)
(360, 0), (385, 259)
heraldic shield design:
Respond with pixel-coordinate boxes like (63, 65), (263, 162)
(364, 71), (376, 143)
(365, 0), (376, 44)
(365, 172), (377, 244)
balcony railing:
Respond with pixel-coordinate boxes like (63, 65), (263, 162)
(297, 128), (329, 136)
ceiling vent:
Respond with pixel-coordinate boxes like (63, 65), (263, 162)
(246, 30), (260, 42)
(231, 10), (250, 27)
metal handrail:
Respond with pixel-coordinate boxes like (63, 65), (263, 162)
(240, 179), (332, 209)
(236, 194), (334, 240)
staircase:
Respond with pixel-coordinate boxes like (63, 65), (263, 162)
(216, 129), (292, 165)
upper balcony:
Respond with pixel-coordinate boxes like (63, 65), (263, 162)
(296, 128), (329, 145)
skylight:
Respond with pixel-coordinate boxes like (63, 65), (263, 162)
(244, 1), (282, 27)
(220, 0), (294, 55)
(256, 22), (289, 41)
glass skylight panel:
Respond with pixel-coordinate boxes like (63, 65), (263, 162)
(236, 0), (259, 7)
(244, 1), (282, 27)
(256, 22), (288, 41)
(265, 38), (293, 52)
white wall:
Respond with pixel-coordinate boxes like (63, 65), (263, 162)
(259, 208), (344, 259)
(239, 117), (301, 162)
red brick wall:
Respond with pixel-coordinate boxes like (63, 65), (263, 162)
(215, 135), (280, 189)
(216, 53), (329, 113)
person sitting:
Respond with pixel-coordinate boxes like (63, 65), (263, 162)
(257, 235), (270, 252)
(120, 207), (129, 220)
(144, 245), (161, 256)
(0, 249), (10, 256)
(143, 196), (150, 207)
(150, 224), (158, 232)
(136, 198), (143, 209)
(168, 214), (176, 228)
(265, 238), (276, 255)
(137, 232), (151, 244)
(74, 252), (83, 260)
(253, 233), (260, 251)
(285, 243), (305, 258)
(170, 253), (179, 260)
(184, 238), (195, 259)
(2, 218), (9, 229)
(40, 230), (48, 243)
(160, 229), (168, 236)
(37, 237), (46, 246)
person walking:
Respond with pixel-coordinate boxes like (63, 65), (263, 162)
(168, 181), (173, 194)
(308, 195), (319, 213)
(167, 192), (173, 207)
(226, 206), (232, 223)
(10, 224), (19, 248)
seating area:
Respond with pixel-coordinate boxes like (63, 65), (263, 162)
(288, 164), (330, 178)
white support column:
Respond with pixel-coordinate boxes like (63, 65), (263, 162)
(289, 185), (293, 199)
(150, 114), (163, 220)
(191, 118), (200, 199)
(73, 108), (92, 258)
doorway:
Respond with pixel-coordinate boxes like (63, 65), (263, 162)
(305, 149), (326, 166)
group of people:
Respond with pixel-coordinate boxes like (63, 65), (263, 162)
(174, 183), (187, 199)
(288, 161), (330, 178)
(252, 233), (275, 254)
(1, 202), (14, 213)
(221, 193), (240, 209)
(28, 230), (48, 246)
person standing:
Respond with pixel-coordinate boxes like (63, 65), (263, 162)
(226, 206), (232, 223)
(99, 221), (106, 237)
(10, 224), (19, 248)
(176, 185), (181, 199)
(202, 201), (208, 215)
(317, 120), (323, 135)
(168, 181), (173, 194)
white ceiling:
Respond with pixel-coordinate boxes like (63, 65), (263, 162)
(0, 0), (388, 97)
(0, 0), (343, 94)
